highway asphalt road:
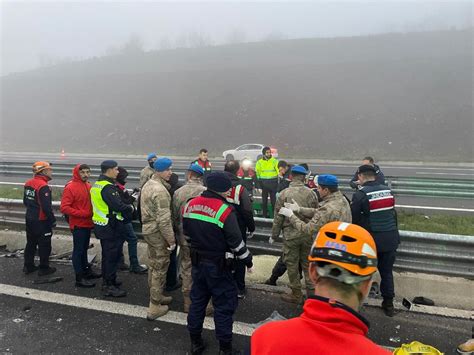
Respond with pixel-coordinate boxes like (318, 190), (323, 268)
(0, 256), (471, 354)
(1, 151), (473, 179)
(1, 152), (473, 213)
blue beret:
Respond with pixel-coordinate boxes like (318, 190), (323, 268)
(100, 160), (118, 170)
(188, 163), (204, 176)
(153, 157), (173, 172)
(318, 174), (338, 186)
(147, 153), (157, 161)
(205, 172), (232, 193)
(291, 165), (308, 175)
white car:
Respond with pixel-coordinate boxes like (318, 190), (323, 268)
(222, 144), (278, 162)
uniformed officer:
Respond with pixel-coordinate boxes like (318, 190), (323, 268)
(270, 165), (319, 303)
(236, 158), (256, 200)
(192, 148), (212, 179)
(23, 161), (56, 276)
(140, 157), (176, 320)
(90, 160), (133, 297)
(172, 164), (207, 312)
(139, 153), (157, 188)
(350, 164), (400, 317)
(224, 160), (255, 299)
(350, 156), (386, 189)
(183, 172), (253, 355)
(255, 146), (279, 218)
(279, 174), (352, 237)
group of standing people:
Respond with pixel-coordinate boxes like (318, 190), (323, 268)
(263, 157), (399, 318)
(139, 153), (255, 354)
(22, 149), (399, 354)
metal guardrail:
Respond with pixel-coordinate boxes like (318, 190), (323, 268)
(1, 161), (474, 199)
(1, 198), (473, 280)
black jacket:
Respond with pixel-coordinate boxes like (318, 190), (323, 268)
(225, 172), (256, 238)
(183, 190), (253, 268)
(23, 174), (56, 228)
(94, 175), (133, 239)
(277, 171), (291, 193)
(351, 181), (399, 252)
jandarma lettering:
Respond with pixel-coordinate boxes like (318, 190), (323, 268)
(187, 204), (217, 217)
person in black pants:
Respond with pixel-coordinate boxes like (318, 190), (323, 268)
(351, 164), (400, 317)
(165, 172), (184, 291)
(183, 172), (253, 355)
(23, 161), (56, 276)
(90, 160), (133, 298)
(115, 167), (147, 274)
(224, 160), (255, 299)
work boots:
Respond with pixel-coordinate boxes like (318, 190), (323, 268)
(84, 267), (102, 279)
(102, 284), (126, 298)
(219, 341), (241, 355)
(382, 298), (395, 317)
(130, 264), (148, 274)
(160, 295), (173, 305)
(281, 288), (303, 304)
(75, 273), (95, 288)
(146, 301), (169, 320)
(264, 276), (277, 286)
(23, 265), (38, 274)
(190, 335), (206, 355)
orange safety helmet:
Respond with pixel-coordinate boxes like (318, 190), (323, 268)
(32, 161), (52, 174)
(308, 221), (378, 282)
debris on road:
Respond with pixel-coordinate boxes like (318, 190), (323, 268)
(413, 296), (435, 306)
(250, 310), (287, 329)
(33, 277), (63, 284)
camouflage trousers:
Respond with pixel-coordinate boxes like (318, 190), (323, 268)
(282, 236), (314, 293)
(144, 232), (171, 305)
(179, 243), (192, 295)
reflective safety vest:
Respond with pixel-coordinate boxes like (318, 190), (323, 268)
(183, 196), (231, 228)
(256, 157), (279, 179)
(90, 180), (123, 226)
(226, 185), (244, 205)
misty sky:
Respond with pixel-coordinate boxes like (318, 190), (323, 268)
(1, 1), (472, 75)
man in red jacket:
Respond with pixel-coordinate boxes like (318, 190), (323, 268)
(23, 161), (57, 276)
(251, 222), (391, 355)
(61, 164), (101, 287)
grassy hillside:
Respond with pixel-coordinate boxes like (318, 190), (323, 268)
(1, 29), (472, 161)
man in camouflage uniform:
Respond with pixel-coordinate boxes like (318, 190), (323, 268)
(139, 153), (157, 188)
(271, 165), (319, 304)
(140, 157), (176, 320)
(280, 173), (352, 241)
(172, 164), (206, 312)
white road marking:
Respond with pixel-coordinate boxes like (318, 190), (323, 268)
(415, 172), (474, 176)
(0, 283), (255, 336)
(395, 204), (474, 212)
